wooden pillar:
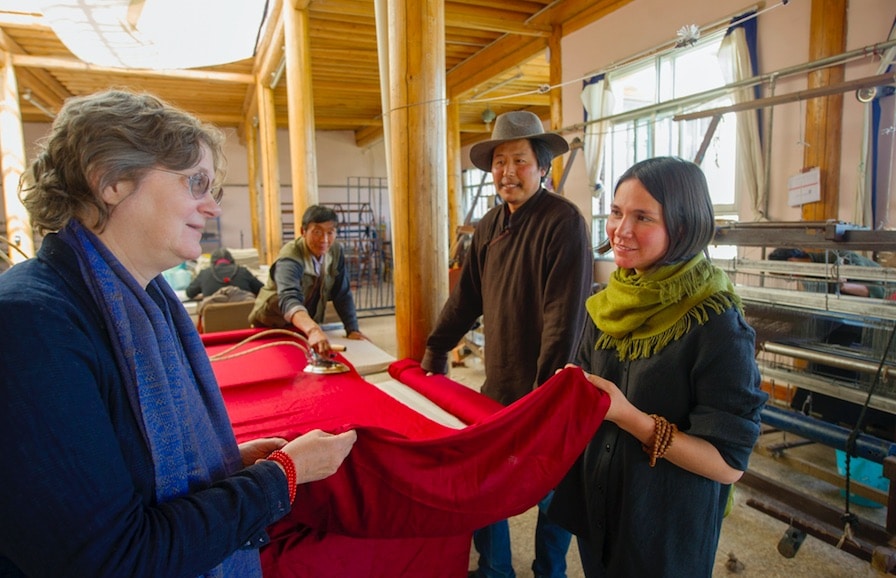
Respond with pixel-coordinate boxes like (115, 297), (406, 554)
(801, 0), (846, 221)
(257, 81), (283, 263)
(284, 0), (318, 219)
(447, 98), (461, 240)
(0, 49), (32, 262)
(548, 26), (564, 192)
(386, 0), (448, 360)
(244, 115), (262, 252)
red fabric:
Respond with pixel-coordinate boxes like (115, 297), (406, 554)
(207, 331), (460, 443)
(290, 363), (609, 538)
(204, 330), (610, 577)
(388, 358), (504, 424)
(261, 527), (471, 578)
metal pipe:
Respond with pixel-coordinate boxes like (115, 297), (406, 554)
(761, 405), (896, 463)
(761, 341), (896, 379)
(269, 53), (286, 89)
(674, 72), (896, 122)
(564, 37), (896, 132)
(21, 89), (55, 119)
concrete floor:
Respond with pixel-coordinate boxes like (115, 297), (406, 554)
(358, 314), (886, 577)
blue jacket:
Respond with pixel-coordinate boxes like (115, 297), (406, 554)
(0, 234), (289, 577)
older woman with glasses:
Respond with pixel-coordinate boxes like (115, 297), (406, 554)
(0, 89), (356, 577)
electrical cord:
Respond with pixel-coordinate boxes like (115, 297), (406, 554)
(839, 318), (896, 547)
(207, 328), (311, 362)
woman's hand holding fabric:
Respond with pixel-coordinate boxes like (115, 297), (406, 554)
(563, 364), (632, 424)
(563, 364), (661, 450)
(281, 429), (358, 484)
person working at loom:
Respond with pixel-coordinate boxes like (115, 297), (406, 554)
(250, 204), (364, 356)
(548, 157), (768, 577)
(768, 247), (886, 298)
(422, 110), (594, 578)
(0, 89), (357, 577)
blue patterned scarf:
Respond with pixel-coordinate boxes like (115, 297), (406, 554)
(58, 220), (260, 577)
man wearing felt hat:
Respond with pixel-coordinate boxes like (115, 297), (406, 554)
(422, 110), (593, 578)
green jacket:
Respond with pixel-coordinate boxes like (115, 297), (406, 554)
(249, 237), (358, 332)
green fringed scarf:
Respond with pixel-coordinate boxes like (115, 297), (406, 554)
(586, 254), (742, 361)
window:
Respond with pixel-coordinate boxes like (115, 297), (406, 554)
(592, 32), (738, 253)
(460, 169), (497, 225)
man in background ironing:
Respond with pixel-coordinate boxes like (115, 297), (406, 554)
(250, 204), (364, 355)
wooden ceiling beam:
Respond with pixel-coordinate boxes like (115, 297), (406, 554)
(309, 18), (377, 32)
(355, 123), (385, 148)
(460, 92), (548, 107)
(309, 0), (374, 19)
(448, 34), (546, 97)
(0, 26), (71, 111)
(316, 115), (382, 127)
(445, 14), (550, 37)
(243, 0), (285, 125)
(10, 53), (253, 84)
(0, 12), (44, 29)
(312, 80), (381, 91)
(446, 0), (626, 106)
(548, 0), (635, 35)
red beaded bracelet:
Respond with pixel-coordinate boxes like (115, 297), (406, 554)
(267, 450), (297, 503)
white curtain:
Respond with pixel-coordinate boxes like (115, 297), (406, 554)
(580, 78), (615, 196)
(717, 28), (765, 220)
(856, 21), (896, 228)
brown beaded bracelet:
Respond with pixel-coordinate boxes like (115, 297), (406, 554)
(644, 414), (678, 467)
(267, 450), (297, 503)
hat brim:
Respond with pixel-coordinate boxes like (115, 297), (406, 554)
(469, 133), (570, 172)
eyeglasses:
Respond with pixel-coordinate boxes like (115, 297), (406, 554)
(152, 168), (223, 205)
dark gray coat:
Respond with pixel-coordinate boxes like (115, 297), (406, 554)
(550, 307), (767, 577)
(423, 188), (593, 405)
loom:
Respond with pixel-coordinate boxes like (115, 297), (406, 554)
(715, 221), (896, 564)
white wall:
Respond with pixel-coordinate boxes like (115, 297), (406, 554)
(18, 122), (391, 251)
(219, 128), (390, 249)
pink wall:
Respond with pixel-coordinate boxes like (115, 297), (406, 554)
(560, 0), (894, 226)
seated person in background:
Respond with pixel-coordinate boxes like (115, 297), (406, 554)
(249, 204), (364, 354)
(768, 247), (886, 298)
(186, 247), (263, 300)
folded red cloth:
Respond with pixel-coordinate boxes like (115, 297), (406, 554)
(387, 357), (504, 424)
(288, 361), (609, 538)
(208, 335), (610, 576)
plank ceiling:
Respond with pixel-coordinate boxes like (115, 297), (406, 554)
(0, 0), (632, 148)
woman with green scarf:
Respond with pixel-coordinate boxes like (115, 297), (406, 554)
(548, 157), (768, 577)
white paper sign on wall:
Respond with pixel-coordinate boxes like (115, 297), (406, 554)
(787, 167), (821, 207)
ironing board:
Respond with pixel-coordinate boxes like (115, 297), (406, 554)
(203, 328), (609, 578)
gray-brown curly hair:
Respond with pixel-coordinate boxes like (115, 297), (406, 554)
(20, 89), (226, 233)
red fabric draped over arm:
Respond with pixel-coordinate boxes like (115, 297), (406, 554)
(206, 332), (610, 575)
(287, 362), (609, 537)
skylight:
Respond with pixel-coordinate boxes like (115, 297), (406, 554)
(39, 0), (269, 70)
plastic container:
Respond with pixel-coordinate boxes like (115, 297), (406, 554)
(835, 449), (889, 508)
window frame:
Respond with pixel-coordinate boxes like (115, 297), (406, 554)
(590, 31), (739, 253)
